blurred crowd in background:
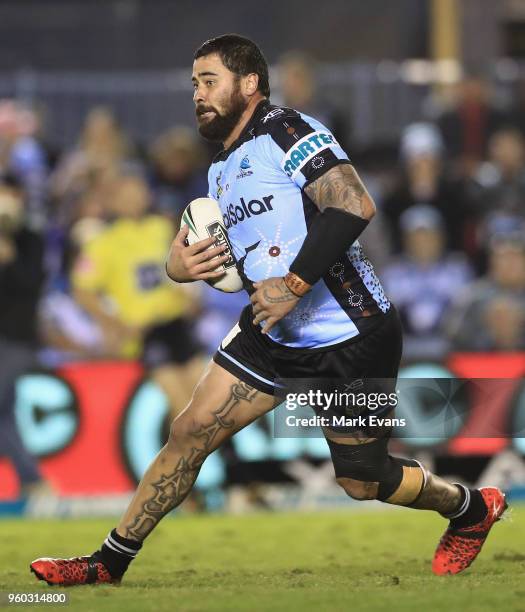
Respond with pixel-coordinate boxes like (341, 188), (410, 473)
(2, 53), (525, 493)
(2, 57), (525, 365)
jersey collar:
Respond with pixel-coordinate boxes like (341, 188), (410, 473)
(213, 99), (272, 163)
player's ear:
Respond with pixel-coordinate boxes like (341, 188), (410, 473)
(243, 73), (259, 96)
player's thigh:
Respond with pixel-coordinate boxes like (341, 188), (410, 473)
(168, 360), (275, 455)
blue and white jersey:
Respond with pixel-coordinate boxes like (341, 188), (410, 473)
(208, 100), (390, 349)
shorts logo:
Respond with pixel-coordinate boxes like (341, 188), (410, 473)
(222, 195), (274, 229)
(206, 221), (236, 269)
(236, 155), (253, 179)
(262, 108), (285, 123)
(281, 131), (339, 178)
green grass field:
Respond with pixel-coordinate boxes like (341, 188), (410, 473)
(1, 506), (524, 612)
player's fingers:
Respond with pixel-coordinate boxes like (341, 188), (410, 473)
(196, 269), (226, 280)
(174, 225), (189, 245)
(261, 317), (277, 335)
(252, 303), (263, 315)
(192, 244), (227, 264)
(187, 235), (217, 254)
(252, 311), (269, 326)
(193, 254), (229, 274)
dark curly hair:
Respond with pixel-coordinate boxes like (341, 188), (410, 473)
(194, 34), (270, 98)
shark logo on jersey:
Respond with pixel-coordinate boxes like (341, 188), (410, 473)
(236, 155), (253, 179)
(281, 131), (338, 178)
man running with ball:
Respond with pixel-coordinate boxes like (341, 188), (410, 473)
(31, 34), (506, 585)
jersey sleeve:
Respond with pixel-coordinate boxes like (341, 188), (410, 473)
(264, 110), (350, 190)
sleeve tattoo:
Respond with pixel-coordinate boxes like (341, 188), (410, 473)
(304, 164), (376, 219)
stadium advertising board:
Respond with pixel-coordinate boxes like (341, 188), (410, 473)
(1, 354), (524, 502)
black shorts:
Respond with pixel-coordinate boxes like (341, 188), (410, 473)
(142, 317), (203, 370)
(213, 305), (403, 396)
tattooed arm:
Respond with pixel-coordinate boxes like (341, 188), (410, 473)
(275, 164), (376, 296)
(250, 165), (376, 333)
(304, 163), (376, 219)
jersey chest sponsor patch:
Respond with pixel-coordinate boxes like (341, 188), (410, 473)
(221, 194), (274, 229)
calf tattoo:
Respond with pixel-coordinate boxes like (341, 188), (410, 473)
(123, 381), (258, 540)
(409, 473), (462, 514)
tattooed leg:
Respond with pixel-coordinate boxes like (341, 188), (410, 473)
(116, 362), (274, 541)
(408, 472), (462, 515)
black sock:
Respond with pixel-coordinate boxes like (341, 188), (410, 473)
(93, 528), (143, 578)
(443, 485), (488, 529)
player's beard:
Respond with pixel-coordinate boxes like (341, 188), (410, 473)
(196, 82), (248, 143)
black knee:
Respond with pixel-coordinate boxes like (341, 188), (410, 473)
(327, 437), (425, 503)
(335, 477), (378, 500)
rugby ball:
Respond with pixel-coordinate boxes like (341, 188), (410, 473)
(180, 197), (243, 293)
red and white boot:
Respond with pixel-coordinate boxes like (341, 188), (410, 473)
(432, 486), (507, 576)
(30, 556), (119, 586)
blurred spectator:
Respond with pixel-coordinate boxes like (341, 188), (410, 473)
(19, 103), (60, 172)
(51, 107), (134, 225)
(70, 173), (205, 418)
(382, 205), (473, 361)
(0, 180), (49, 495)
(0, 100), (48, 231)
(45, 184), (110, 288)
(483, 297), (524, 351)
(149, 126), (208, 220)
(468, 129), (525, 251)
(383, 123), (467, 252)
(275, 51), (350, 150)
(512, 78), (525, 138)
(356, 171), (392, 271)
(437, 73), (512, 178)
(39, 217), (107, 366)
(446, 233), (525, 351)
